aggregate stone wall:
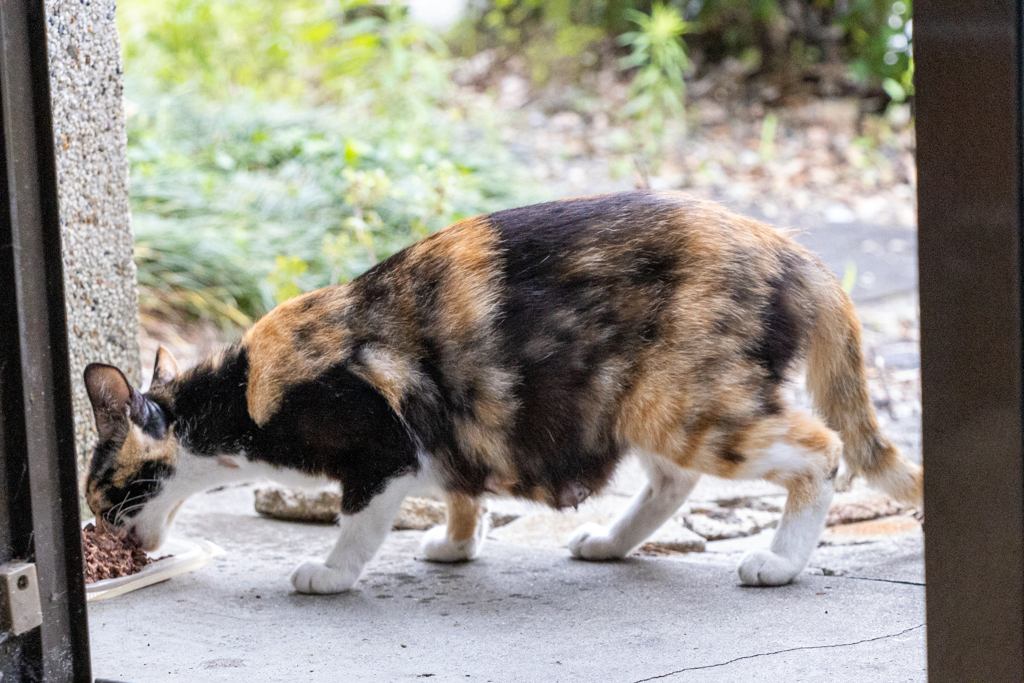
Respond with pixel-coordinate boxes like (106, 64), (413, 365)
(45, 0), (141, 476)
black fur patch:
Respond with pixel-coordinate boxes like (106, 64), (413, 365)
(745, 255), (804, 383)
(400, 337), (487, 494)
(486, 192), (686, 504)
(95, 460), (175, 524)
(173, 347), (255, 457)
(131, 395), (169, 440)
(721, 449), (747, 464)
(169, 347), (419, 514)
(259, 365), (419, 514)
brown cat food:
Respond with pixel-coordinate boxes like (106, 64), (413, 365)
(82, 523), (151, 583)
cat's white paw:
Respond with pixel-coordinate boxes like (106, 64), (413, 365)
(418, 521), (487, 563)
(290, 560), (360, 594)
(737, 549), (801, 586)
(567, 522), (625, 560)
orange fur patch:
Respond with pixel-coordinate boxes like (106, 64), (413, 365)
(444, 493), (483, 543)
(244, 288), (353, 425)
(111, 425), (178, 488)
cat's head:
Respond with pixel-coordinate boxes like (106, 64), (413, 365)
(83, 347), (185, 550)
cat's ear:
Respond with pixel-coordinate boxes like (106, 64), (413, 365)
(84, 364), (145, 441)
(151, 346), (180, 388)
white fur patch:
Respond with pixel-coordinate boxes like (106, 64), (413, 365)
(738, 479), (833, 586)
(569, 453), (701, 560)
(418, 513), (490, 563)
(293, 461), (439, 594)
(129, 448), (335, 551)
(744, 440), (814, 479)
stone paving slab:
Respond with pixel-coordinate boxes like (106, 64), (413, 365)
(88, 486), (926, 683)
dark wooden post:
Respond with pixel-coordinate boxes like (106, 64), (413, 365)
(916, 0), (1024, 679)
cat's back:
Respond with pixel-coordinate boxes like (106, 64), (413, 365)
(397, 190), (808, 293)
(386, 191), (818, 336)
(243, 191), (825, 428)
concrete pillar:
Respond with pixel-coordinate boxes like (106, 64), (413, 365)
(45, 0), (141, 474)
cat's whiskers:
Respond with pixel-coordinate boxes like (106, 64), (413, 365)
(113, 502), (148, 526)
(108, 490), (154, 526)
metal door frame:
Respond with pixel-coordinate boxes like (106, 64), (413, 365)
(0, 0), (92, 681)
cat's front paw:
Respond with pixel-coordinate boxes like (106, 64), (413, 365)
(737, 549), (800, 586)
(418, 520), (487, 563)
(567, 522), (625, 560)
(290, 560), (360, 594)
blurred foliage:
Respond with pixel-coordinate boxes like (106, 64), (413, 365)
(695, 0), (912, 84)
(121, 0), (912, 328)
(119, 0), (443, 102)
(122, 1), (542, 327)
(449, 0), (611, 82)
(456, 0), (913, 93)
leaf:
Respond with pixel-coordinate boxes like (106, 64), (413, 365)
(268, 255), (308, 303)
(883, 77), (907, 103)
(842, 261), (858, 295)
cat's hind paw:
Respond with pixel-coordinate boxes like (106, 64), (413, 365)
(418, 519), (488, 563)
(737, 549), (801, 586)
(290, 560), (359, 594)
(567, 522), (626, 561)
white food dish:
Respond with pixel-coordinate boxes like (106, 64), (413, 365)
(84, 532), (224, 602)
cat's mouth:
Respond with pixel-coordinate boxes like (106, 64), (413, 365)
(130, 524), (163, 552)
(129, 499), (185, 552)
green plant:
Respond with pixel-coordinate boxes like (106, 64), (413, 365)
(118, 0), (399, 102)
(619, 3), (691, 126)
(841, 0), (912, 92)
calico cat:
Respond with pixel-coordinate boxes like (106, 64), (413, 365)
(83, 191), (922, 594)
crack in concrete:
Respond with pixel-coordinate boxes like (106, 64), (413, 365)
(810, 569), (925, 587)
(630, 623), (925, 682)
(840, 574), (924, 587)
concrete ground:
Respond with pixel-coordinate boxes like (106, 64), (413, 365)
(88, 472), (925, 683)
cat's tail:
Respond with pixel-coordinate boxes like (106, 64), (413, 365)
(804, 277), (923, 506)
